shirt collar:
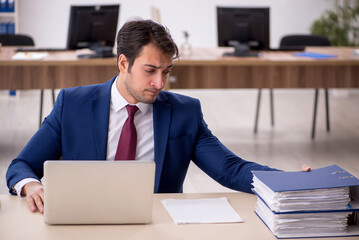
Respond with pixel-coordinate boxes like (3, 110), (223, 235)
(111, 77), (152, 116)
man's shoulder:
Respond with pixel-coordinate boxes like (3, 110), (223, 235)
(60, 77), (114, 98)
(157, 90), (199, 105)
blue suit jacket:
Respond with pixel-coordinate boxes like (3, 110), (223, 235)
(6, 76), (275, 194)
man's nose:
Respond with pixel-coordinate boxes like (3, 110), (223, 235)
(151, 74), (165, 89)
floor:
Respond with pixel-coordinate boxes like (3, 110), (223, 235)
(0, 88), (358, 194)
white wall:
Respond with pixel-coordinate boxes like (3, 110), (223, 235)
(18, 0), (333, 48)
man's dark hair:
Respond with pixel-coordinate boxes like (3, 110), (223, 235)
(116, 19), (179, 72)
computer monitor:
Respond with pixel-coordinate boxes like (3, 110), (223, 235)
(66, 5), (120, 58)
(217, 7), (270, 57)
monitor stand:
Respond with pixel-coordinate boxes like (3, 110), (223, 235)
(77, 46), (115, 59)
(223, 43), (260, 57)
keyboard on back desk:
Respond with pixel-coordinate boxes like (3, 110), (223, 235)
(15, 48), (67, 52)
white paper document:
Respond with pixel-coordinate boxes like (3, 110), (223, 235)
(161, 197), (243, 224)
(12, 52), (48, 60)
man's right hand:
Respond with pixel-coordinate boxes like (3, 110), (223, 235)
(22, 182), (44, 214)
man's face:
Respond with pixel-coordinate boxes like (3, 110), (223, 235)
(117, 43), (174, 104)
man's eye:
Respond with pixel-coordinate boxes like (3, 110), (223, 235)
(145, 69), (154, 73)
(163, 70), (171, 75)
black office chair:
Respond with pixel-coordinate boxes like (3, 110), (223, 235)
(0, 34), (35, 46)
(0, 34), (55, 128)
(254, 34), (331, 139)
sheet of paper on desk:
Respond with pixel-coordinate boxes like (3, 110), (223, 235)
(161, 197), (243, 224)
(12, 52), (48, 60)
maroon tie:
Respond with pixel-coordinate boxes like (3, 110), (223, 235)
(115, 105), (139, 160)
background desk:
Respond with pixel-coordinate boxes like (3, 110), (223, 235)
(0, 193), (354, 240)
(1, 47), (359, 90)
(0, 48), (117, 90)
(171, 47), (359, 89)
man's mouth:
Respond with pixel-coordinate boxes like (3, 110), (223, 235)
(147, 89), (161, 94)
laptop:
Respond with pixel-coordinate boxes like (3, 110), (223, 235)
(43, 160), (155, 225)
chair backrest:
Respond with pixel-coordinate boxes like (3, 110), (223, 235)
(280, 35), (330, 47)
(0, 34), (35, 46)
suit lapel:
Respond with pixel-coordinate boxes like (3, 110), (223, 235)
(91, 77), (115, 159)
(153, 92), (171, 192)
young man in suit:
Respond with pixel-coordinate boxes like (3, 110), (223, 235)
(6, 19), (310, 213)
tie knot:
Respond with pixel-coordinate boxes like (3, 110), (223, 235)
(126, 105), (139, 118)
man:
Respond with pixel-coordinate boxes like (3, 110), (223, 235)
(6, 19), (310, 214)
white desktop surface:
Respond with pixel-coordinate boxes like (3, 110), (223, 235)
(0, 193), (353, 240)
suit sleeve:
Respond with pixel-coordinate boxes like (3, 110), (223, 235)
(192, 99), (279, 193)
(6, 90), (65, 195)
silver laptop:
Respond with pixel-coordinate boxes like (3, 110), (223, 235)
(43, 160), (155, 225)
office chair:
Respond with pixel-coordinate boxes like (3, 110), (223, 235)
(0, 34), (55, 128)
(0, 34), (34, 46)
(254, 34), (331, 139)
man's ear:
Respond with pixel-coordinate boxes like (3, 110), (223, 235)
(118, 54), (129, 73)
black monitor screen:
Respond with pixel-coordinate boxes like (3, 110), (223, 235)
(217, 7), (270, 50)
(66, 5), (120, 50)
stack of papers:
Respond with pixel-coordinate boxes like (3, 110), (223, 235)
(12, 52), (48, 60)
(253, 176), (350, 212)
(255, 198), (350, 238)
(252, 165), (359, 238)
(161, 197), (243, 224)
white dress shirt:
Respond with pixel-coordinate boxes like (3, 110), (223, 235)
(106, 77), (155, 160)
(13, 77), (155, 196)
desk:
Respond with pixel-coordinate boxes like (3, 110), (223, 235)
(0, 47), (118, 90)
(171, 47), (359, 89)
(1, 47), (359, 90)
(0, 193), (353, 240)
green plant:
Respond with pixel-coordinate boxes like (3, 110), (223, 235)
(310, 0), (359, 46)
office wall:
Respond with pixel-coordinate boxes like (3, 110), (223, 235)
(18, 0), (333, 48)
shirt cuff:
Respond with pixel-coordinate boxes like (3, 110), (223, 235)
(12, 178), (41, 197)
